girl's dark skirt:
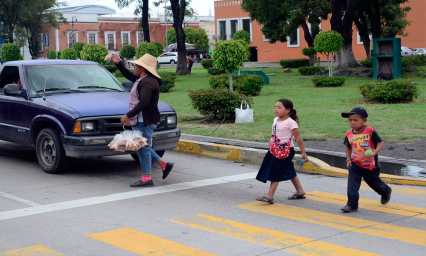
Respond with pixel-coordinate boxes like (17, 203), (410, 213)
(256, 148), (296, 183)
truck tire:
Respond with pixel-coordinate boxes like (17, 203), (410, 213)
(131, 150), (165, 162)
(36, 128), (70, 174)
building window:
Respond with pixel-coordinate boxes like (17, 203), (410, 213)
(241, 18), (252, 42)
(219, 20), (227, 40)
(136, 31), (144, 45)
(37, 34), (43, 52)
(357, 32), (372, 45)
(105, 32), (116, 50)
(230, 20), (238, 38)
(88, 33), (96, 44)
(108, 34), (114, 49)
(287, 28), (300, 47)
(121, 31), (130, 46)
(67, 31), (78, 48)
(263, 34), (270, 42)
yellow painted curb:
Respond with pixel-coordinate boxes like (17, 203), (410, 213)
(173, 139), (426, 186)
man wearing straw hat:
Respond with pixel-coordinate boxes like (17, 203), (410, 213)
(112, 53), (174, 187)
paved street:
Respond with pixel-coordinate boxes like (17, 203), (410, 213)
(0, 141), (425, 256)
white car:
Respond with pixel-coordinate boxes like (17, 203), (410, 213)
(401, 46), (417, 57)
(415, 48), (426, 55)
(157, 52), (178, 64)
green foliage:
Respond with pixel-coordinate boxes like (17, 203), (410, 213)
(201, 59), (214, 69)
(46, 50), (57, 59)
(232, 30), (250, 45)
(120, 45), (136, 59)
(414, 55), (426, 66)
(59, 48), (78, 60)
(158, 71), (178, 92)
(311, 76), (345, 87)
(136, 42), (163, 59)
(209, 74), (264, 96)
(213, 40), (250, 73)
(298, 66), (325, 75)
(360, 57), (373, 68)
(80, 44), (109, 65)
(402, 55), (426, 68)
(360, 79), (419, 103)
(72, 42), (86, 58)
(19, 54), (24, 60)
(188, 88), (253, 119)
(57, 50), (61, 59)
(279, 58), (310, 68)
(1, 43), (21, 62)
(302, 47), (317, 57)
(114, 70), (124, 77)
(207, 67), (226, 76)
(164, 27), (209, 50)
(103, 65), (118, 74)
(314, 31), (344, 57)
(31, 56), (37, 60)
(152, 42), (164, 55)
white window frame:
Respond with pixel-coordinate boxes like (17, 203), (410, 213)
(87, 31), (98, 44)
(287, 27), (300, 48)
(121, 31), (131, 46)
(104, 31), (116, 50)
(229, 19), (239, 39)
(136, 31), (144, 45)
(357, 32), (372, 45)
(217, 18), (228, 40)
(263, 34), (270, 42)
(217, 17), (253, 42)
(240, 17), (253, 42)
(38, 33), (44, 52)
(67, 31), (78, 48)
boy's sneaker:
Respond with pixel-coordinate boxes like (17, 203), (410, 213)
(381, 187), (392, 204)
(341, 205), (358, 213)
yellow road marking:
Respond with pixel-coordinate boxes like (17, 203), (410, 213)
(86, 228), (217, 256)
(0, 245), (65, 256)
(359, 183), (426, 198)
(307, 191), (426, 219)
(238, 202), (426, 246)
(173, 214), (381, 256)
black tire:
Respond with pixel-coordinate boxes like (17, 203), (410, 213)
(131, 150), (165, 163)
(170, 60), (176, 64)
(36, 128), (70, 174)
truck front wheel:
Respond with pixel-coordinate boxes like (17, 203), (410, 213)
(36, 128), (70, 174)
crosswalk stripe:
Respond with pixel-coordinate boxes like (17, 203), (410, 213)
(306, 191), (426, 219)
(173, 214), (381, 256)
(238, 201), (426, 246)
(359, 183), (426, 198)
(0, 245), (65, 255)
(86, 228), (217, 256)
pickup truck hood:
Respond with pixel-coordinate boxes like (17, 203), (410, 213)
(46, 91), (175, 117)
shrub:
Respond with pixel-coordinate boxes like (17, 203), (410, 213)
(360, 57), (373, 68)
(359, 79), (419, 103)
(136, 42), (163, 59)
(232, 30), (250, 45)
(19, 54), (24, 60)
(413, 55), (426, 66)
(201, 59), (214, 69)
(207, 67), (226, 75)
(298, 66), (325, 75)
(80, 44), (109, 65)
(401, 56), (415, 68)
(158, 71), (178, 92)
(188, 87), (253, 119)
(311, 76), (345, 87)
(72, 42), (86, 59)
(103, 65), (118, 74)
(31, 56), (37, 60)
(60, 48), (78, 60)
(209, 74), (264, 96)
(279, 58), (310, 68)
(302, 47), (317, 57)
(57, 50), (61, 59)
(1, 43), (21, 62)
(114, 70), (124, 77)
(46, 50), (57, 59)
(120, 45), (136, 59)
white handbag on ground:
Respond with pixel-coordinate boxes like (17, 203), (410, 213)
(235, 100), (254, 123)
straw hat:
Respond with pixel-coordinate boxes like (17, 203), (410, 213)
(128, 54), (161, 79)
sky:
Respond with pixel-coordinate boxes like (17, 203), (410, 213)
(65, 0), (217, 17)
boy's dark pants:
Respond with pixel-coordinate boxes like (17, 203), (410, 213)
(347, 163), (390, 208)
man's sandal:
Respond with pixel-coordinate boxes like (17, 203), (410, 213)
(288, 193), (306, 200)
(256, 196), (274, 204)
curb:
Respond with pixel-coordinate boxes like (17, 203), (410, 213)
(173, 139), (426, 186)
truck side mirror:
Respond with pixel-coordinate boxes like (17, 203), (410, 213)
(122, 81), (133, 92)
(4, 83), (22, 97)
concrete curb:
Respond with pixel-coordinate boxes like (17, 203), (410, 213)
(173, 139), (426, 186)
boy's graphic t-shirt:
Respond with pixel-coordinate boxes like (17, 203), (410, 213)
(344, 126), (382, 170)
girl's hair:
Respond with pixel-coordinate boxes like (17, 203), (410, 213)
(277, 98), (299, 124)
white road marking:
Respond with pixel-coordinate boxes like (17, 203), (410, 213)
(0, 191), (41, 207)
(0, 172), (257, 221)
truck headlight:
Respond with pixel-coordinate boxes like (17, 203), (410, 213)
(81, 121), (95, 131)
(167, 115), (176, 124)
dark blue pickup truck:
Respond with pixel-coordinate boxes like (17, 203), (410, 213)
(0, 60), (180, 173)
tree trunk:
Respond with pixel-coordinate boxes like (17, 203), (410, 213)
(337, 44), (360, 69)
(229, 72), (233, 92)
(170, 0), (189, 75)
(300, 20), (314, 48)
(354, 13), (371, 58)
(142, 0), (150, 42)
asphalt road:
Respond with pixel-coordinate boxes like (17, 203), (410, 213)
(1, 140), (425, 256)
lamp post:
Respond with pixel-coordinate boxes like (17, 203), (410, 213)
(165, 2), (168, 52)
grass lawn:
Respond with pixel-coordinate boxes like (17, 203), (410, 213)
(117, 65), (426, 143)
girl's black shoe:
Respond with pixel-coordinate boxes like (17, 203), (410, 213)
(130, 179), (154, 187)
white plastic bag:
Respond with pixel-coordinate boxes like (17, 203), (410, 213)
(108, 130), (148, 151)
(235, 100), (254, 123)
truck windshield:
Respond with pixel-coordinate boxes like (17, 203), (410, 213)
(25, 64), (125, 96)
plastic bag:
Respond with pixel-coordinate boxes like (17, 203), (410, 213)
(104, 54), (112, 62)
(235, 100), (254, 123)
(108, 130), (148, 151)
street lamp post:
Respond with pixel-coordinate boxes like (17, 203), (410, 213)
(165, 3), (168, 52)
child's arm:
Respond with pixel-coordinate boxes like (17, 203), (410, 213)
(292, 128), (309, 163)
(373, 141), (383, 157)
(346, 146), (352, 167)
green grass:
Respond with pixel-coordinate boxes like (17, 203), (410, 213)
(117, 66), (426, 143)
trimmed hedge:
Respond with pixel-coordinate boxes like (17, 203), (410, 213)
(46, 50), (57, 59)
(188, 87), (253, 119)
(360, 57), (373, 68)
(209, 73), (264, 96)
(114, 70), (124, 77)
(136, 42), (163, 59)
(207, 67), (226, 75)
(280, 58), (310, 68)
(311, 76), (345, 87)
(201, 59), (214, 69)
(120, 44), (136, 59)
(80, 44), (109, 65)
(360, 79), (419, 103)
(159, 71), (178, 92)
(1, 43), (21, 62)
(60, 48), (78, 60)
(72, 42), (86, 59)
(402, 55), (426, 68)
(298, 66), (325, 75)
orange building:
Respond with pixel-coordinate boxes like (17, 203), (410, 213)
(214, 0), (425, 62)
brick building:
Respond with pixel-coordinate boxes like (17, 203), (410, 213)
(214, 0), (425, 62)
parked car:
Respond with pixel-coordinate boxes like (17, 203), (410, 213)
(415, 48), (426, 55)
(0, 60), (180, 174)
(401, 46), (417, 57)
(157, 52), (178, 64)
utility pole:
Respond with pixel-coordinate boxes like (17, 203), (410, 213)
(165, 2), (168, 52)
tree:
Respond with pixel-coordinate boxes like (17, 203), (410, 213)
(164, 27), (209, 50)
(302, 47), (317, 66)
(80, 44), (109, 65)
(0, 43), (21, 62)
(136, 42), (163, 58)
(72, 42), (86, 59)
(115, 0), (151, 42)
(213, 40), (249, 92)
(120, 45), (136, 59)
(314, 31), (343, 77)
(0, 0), (29, 43)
